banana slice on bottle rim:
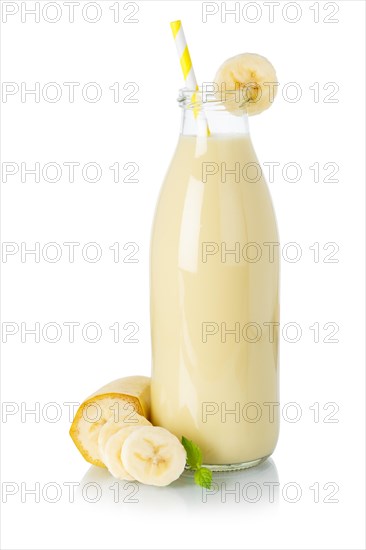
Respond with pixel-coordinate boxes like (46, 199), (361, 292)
(214, 52), (278, 116)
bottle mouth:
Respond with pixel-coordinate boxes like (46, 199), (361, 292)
(178, 85), (252, 113)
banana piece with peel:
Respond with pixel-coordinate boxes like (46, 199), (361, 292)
(214, 52), (278, 115)
(69, 376), (151, 468)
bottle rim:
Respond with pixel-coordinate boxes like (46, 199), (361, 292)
(178, 86), (250, 114)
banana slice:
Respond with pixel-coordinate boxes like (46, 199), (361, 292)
(69, 376), (150, 467)
(103, 426), (144, 481)
(214, 52), (278, 115)
(98, 414), (151, 463)
(121, 426), (186, 487)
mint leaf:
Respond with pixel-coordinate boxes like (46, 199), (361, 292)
(181, 437), (213, 489)
(194, 467), (212, 489)
(181, 436), (202, 470)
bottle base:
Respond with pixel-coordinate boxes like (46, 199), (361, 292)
(198, 455), (270, 472)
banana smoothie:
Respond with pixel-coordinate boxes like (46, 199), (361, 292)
(151, 132), (279, 467)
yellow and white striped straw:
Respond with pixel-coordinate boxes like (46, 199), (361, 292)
(170, 19), (198, 90)
(170, 20), (210, 136)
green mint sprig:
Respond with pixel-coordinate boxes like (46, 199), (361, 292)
(181, 436), (212, 489)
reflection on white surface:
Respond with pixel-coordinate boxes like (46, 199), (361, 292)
(80, 458), (279, 510)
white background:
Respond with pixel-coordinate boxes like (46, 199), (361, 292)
(1, 1), (365, 549)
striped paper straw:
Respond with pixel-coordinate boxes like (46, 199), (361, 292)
(170, 20), (210, 136)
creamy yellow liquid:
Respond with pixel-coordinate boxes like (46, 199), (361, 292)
(150, 134), (279, 465)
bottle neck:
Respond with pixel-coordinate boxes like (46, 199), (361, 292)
(180, 106), (250, 137)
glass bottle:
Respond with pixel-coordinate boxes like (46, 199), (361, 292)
(150, 89), (279, 471)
